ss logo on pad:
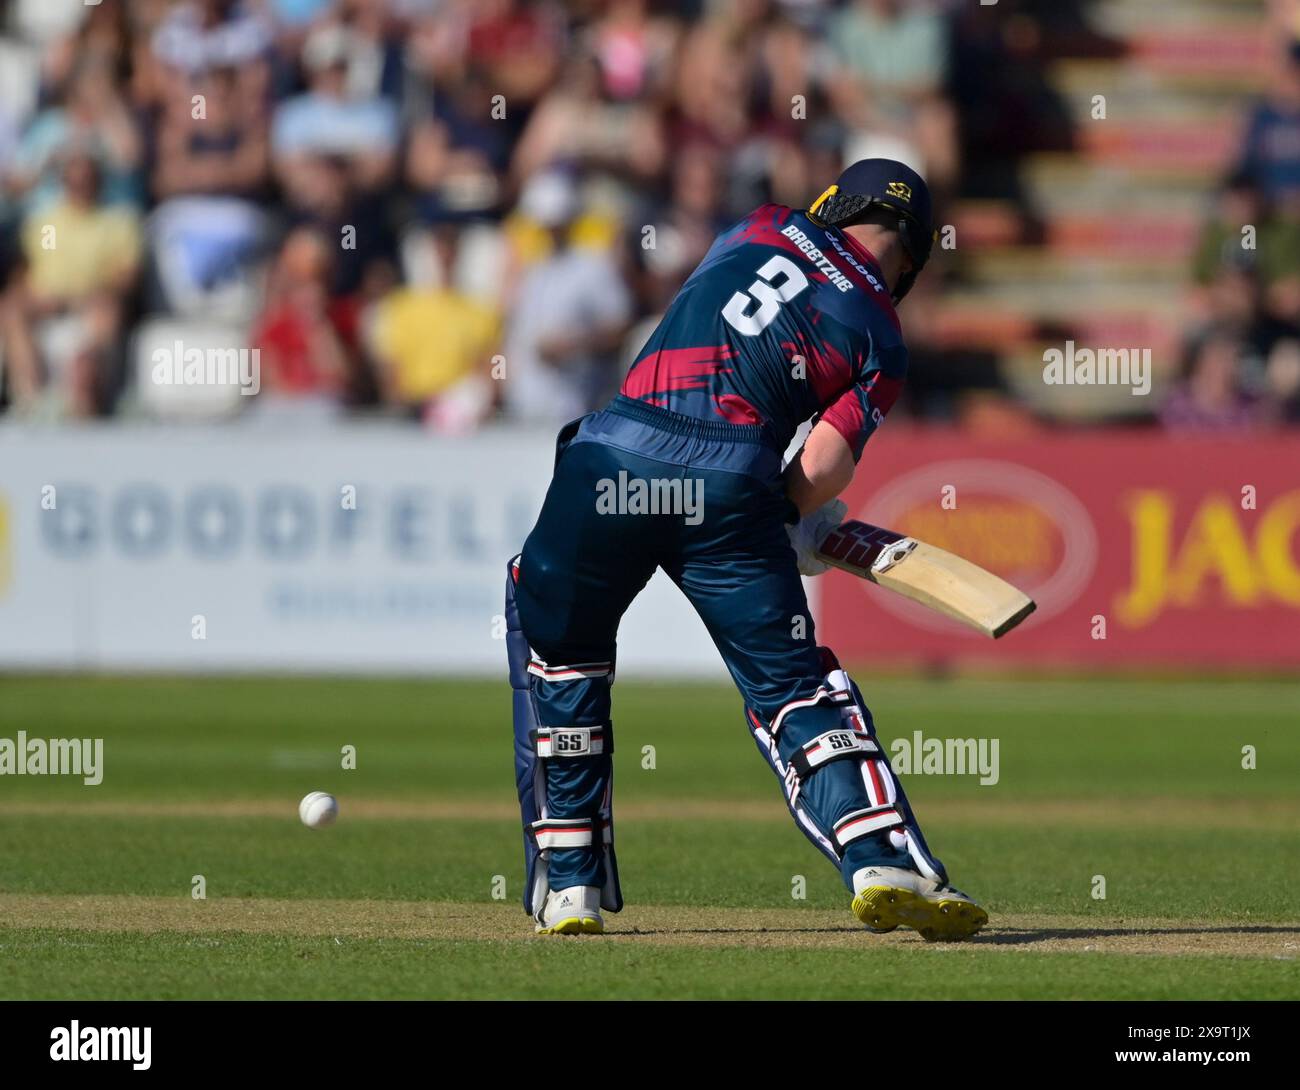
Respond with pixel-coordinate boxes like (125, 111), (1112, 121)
(553, 731), (590, 754)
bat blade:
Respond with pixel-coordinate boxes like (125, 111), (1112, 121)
(815, 520), (1036, 639)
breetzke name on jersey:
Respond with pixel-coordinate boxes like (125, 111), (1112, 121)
(780, 224), (887, 296)
(779, 224), (853, 293)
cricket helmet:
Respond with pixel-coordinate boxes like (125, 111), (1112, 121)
(806, 159), (934, 302)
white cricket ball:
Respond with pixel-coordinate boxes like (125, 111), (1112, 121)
(298, 791), (338, 828)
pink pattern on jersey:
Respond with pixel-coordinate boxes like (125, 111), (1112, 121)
(779, 328), (857, 405)
(622, 344), (737, 397)
(712, 393), (764, 424)
(822, 370), (904, 461)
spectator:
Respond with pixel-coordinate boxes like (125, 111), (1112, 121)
(41, 0), (135, 95)
(144, 0), (271, 126)
(673, 3), (766, 150)
(512, 48), (667, 185)
(6, 59), (143, 214)
(828, 0), (958, 190)
(153, 64), (269, 203)
(501, 171), (631, 424)
(272, 24), (399, 183)
(333, 0), (407, 103)
(1265, 336), (1300, 422)
(144, 60), (272, 318)
(405, 48), (510, 222)
(1, 151), (141, 416)
(367, 222), (501, 430)
(1237, 41), (1300, 206)
(464, 0), (565, 120)
(638, 141), (729, 278)
(1199, 255), (1300, 383)
(247, 227), (366, 420)
(272, 23), (401, 297)
(588, 0), (681, 104)
(1193, 173), (1268, 286)
(151, 0), (273, 79)
(1191, 172), (1300, 331)
(1160, 329), (1269, 432)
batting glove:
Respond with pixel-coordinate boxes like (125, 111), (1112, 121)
(786, 498), (847, 577)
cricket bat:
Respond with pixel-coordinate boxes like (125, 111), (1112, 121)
(815, 520), (1036, 639)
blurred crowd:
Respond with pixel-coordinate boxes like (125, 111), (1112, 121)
(1178, 32), (1300, 430)
(0, 0), (1297, 431)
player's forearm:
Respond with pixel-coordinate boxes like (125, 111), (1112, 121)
(784, 420), (855, 518)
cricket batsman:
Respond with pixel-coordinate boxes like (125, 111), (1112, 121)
(505, 159), (988, 941)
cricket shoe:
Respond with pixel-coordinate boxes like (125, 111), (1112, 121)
(850, 866), (988, 942)
(535, 885), (604, 935)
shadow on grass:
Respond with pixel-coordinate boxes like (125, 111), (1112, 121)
(972, 924), (1300, 947)
(607, 927), (866, 937)
(602, 923), (1299, 945)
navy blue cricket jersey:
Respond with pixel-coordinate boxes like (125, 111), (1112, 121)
(621, 203), (908, 461)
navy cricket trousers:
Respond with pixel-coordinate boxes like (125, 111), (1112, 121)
(513, 396), (913, 893)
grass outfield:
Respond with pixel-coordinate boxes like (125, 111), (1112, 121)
(0, 675), (1297, 999)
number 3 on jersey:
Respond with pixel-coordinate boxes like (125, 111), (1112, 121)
(722, 255), (809, 335)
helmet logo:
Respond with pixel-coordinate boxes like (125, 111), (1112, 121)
(886, 181), (912, 202)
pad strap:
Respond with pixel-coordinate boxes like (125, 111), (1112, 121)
(531, 817), (613, 851)
(534, 724), (610, 758)
(789, 727), (879, 779)
(833, 804), (904, 847)
(527, 654), (613, 682)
